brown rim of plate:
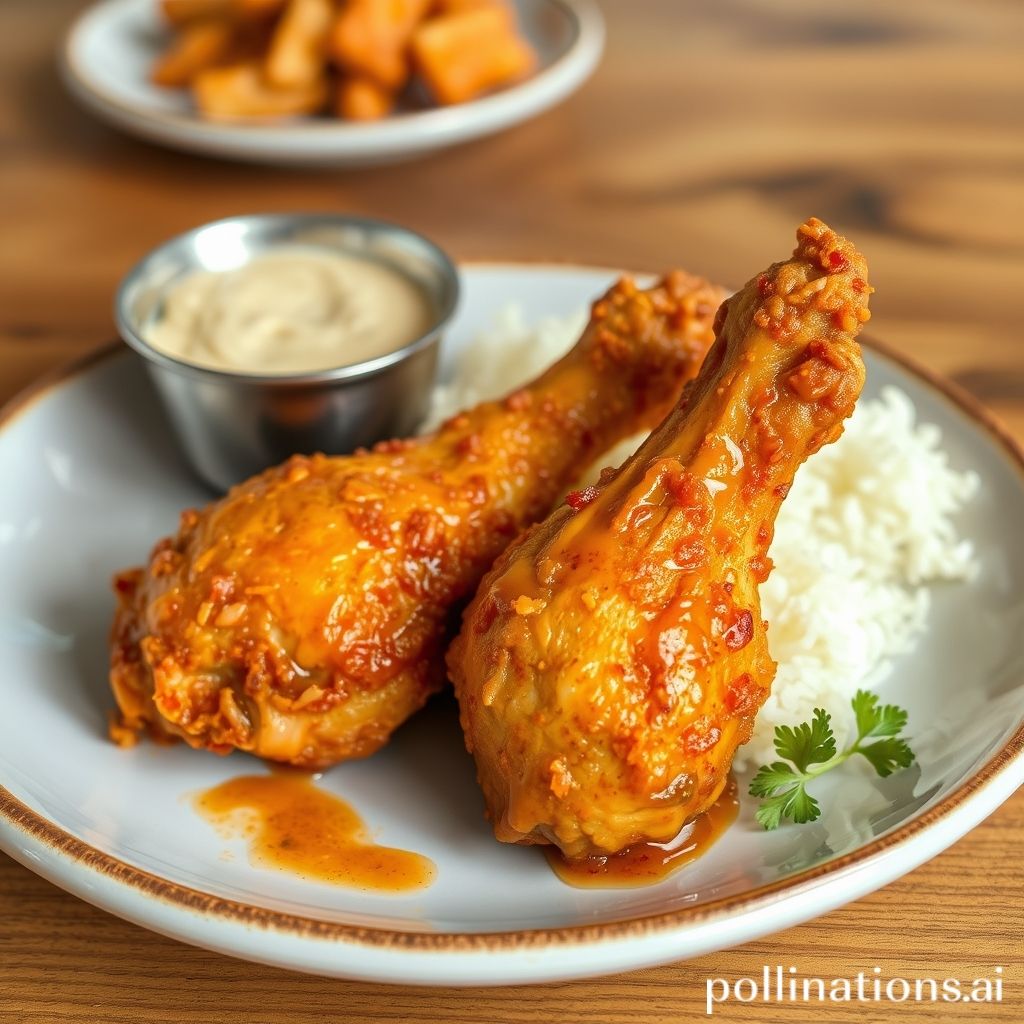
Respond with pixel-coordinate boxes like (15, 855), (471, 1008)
(1, 272), (1023, 953)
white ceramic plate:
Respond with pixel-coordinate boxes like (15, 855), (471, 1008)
(60, 0), (604, 167)
(1, 264), (1022, 986)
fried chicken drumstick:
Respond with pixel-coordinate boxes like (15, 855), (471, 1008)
(110, 271), (725, 768)
(448, 219), (870, 858)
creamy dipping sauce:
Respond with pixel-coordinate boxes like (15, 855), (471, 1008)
(147, 247), (435, 374)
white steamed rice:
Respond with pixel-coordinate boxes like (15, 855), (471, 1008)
(424, 305), (979, 770)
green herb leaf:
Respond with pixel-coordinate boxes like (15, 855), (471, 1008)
(786, 784), (822, 825)
(749, 761), (801, 797)
(753, 791), (791, 831)
(858, 736), (915, 777)
(773, 707), (835, 772)
(749, 690), (915, 830)
(851, 689), (909, 740)
(752, 783), (822, 830)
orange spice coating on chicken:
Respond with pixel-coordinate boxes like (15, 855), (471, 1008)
(110, 271), (726, 768)
(448, 219), (870, 858)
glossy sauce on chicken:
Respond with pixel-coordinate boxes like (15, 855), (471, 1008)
(449, 218), (871, 859)
(111, 271), (726, 768)
(546, 777), (738, 888)
(195, 770), (435, 891)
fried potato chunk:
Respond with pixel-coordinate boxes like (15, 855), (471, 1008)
(264, 0), (334, 89)
(334, 75), (395, 120)
(328, 0), (431, 90)
(193, 59), (327, 118)
(151, 19), (237, 87)
(412, 5), (535, 105)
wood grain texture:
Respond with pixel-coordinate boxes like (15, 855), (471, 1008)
(1, 0), (1022, 1020)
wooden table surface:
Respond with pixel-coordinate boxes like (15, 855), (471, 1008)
(2, 1), (1022, 1020)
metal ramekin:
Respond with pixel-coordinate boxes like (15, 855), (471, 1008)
(115, 213), (460, 492)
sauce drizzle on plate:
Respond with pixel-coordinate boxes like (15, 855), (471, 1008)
(546, 778), (739, 888)
(194, 770), (435, 892)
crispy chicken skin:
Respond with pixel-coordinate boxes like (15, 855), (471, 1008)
(448, 219), (870, 858)
(110, 271), (726, 768)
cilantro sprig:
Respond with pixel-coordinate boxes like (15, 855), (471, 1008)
(749, 690), (915, 830)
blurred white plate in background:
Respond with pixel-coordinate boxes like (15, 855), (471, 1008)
(60, 0), (604, 167)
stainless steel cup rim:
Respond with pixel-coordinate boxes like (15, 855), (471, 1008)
(114, 212), (461, 387)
